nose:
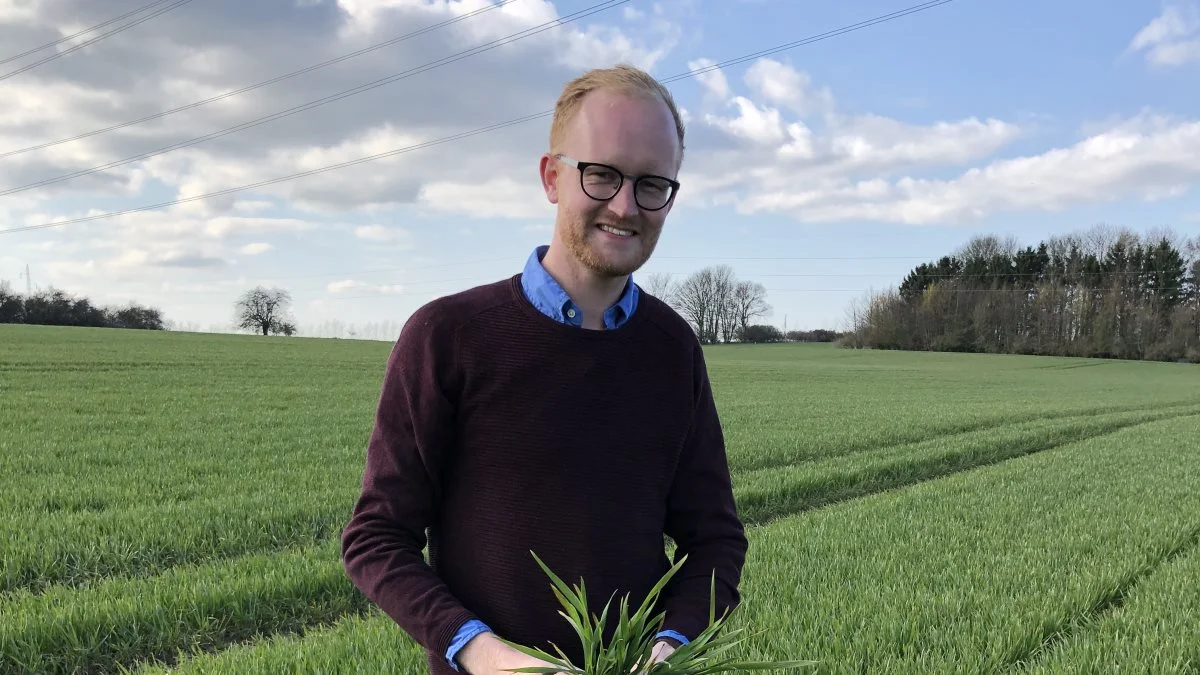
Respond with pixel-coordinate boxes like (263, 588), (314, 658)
(606, 179), (640, 219)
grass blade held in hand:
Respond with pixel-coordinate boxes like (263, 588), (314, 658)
(499, 552), (817, 674)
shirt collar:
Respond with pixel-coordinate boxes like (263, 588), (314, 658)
(521, 245), (639, 328)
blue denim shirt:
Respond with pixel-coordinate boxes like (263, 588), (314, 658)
(445, 245), (688, 670)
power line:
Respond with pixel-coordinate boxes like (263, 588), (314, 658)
(0, 0), (629, 197)
(765, 286), (1194, 293)
(0, 0), (957, 237)
(53, 255), (524, 300)
(757, 270), (1189, 278)
(0, 0), (522, 160)
(268, 283), (1200, 303)
(0, 109), (553, 235)
(0, 0), (180, 67)
(50, 262), (1194, 302)
(245, 256), (517, 283)
(657, 255), (935, 261)
(661, 0), (955, 85)
(0, 0), (197, 83)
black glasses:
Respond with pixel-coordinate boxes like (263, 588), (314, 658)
(555, 154), (679, 211)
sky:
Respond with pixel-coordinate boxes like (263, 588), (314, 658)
(1, 0), (1198, 338)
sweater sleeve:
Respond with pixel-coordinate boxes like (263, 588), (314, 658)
(656, 345), (749, 641)
(341, 306), (480, 660)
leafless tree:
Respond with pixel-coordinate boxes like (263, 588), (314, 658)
(673, 268), (719, 343)
(840, 294), (869, 348)
(670, 266), (775, 343)
(956, 234), (1019, 263)
(1081, 222), (1136, 261)
(671, 265), (736, 343)
(235, 286), (296, 336)
(640, 272), (677, 305)
(730, 280), (772, 337)
(711, 265), (737, 343)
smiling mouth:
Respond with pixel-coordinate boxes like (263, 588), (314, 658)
(597, 224), (636, 238)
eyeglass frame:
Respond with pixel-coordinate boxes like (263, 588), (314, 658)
(553, 154), (680, 212)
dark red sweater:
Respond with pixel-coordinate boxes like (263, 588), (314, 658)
(341, 275), (748, 674)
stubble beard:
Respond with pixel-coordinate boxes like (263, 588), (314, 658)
(561, 215), (660, 278)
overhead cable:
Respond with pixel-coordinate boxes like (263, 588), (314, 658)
(0, 0), (957, 236)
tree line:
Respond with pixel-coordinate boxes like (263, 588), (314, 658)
(0, 282), (166, 330)
(0, 272), (830, 345)
(842, 225), (1200, 363)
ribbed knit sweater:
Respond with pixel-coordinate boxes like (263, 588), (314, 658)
(341, 274), (748, 674)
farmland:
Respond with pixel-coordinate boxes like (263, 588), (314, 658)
(2, 323), (1198, 674)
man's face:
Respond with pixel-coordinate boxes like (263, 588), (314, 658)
(540, 89), (681, 279)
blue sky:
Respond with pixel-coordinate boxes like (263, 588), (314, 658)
(1, 0), (1198, 337)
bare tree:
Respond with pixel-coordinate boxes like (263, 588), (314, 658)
(235, 286), (296, 336)
(673, 266), (765, 344)
(711, 265), (737, 343)
(730, 280), (771, 338)
(956, 234), (1019, 263)
(1081, 222), (1136, 261)
(673, 268), (718, 343)
(840, 293), (869, 348)
(640, 272), (676, 305)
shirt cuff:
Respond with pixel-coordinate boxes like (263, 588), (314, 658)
(446, 619), (492, 671)
(655, 629), (690, 647)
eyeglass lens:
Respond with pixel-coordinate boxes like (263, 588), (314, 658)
(581, 164), (674, 210)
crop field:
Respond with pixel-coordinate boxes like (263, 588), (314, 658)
(2, 322), (1199, 674)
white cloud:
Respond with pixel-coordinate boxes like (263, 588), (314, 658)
(354, 224), (413, 246)
(417, 177), (554, 220)
(0, 0), (679, 322)
(678, 58), (1022, 214)
(203, 216), (319, 238)
(732, 115), (1200, 225)
(0, 0), (36, 24)
(557, 22), (679, 73)
(688, 57), (730, 100)
(743, 58), (834, 117)
(672, 57), (1200, 226)
(327, 279), (365, 293)
(704, 97), (787, 146)
(44, 244), (232, 285)
(0, 0), (678, 218)
(239, 242), (273, 255)
(232, 200), (275, 214)
(13, 209), (324, 294)
(327, 279), (405, 294)
(5, 0), (1197, 334)
(1129, 3), (1200, 67)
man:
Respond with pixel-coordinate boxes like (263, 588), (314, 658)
(341, 64), (748, 675)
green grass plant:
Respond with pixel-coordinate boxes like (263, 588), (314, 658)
(732, 403), (1200, 525)
(1023, 546), (1200, 673)
(0, 541), (364, 674)
(727, 415), (1200, 673)
(2, 325), (1198, 673)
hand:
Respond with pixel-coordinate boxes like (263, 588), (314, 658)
(456, 631), (565, 675)
(631, 639), (676, 674)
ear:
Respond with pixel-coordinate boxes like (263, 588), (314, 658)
(539, 153), (560, 205)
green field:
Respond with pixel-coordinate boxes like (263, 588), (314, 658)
(2, 323), (1198, 674)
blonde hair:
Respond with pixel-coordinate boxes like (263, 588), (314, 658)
(549, 63), (686, 166)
